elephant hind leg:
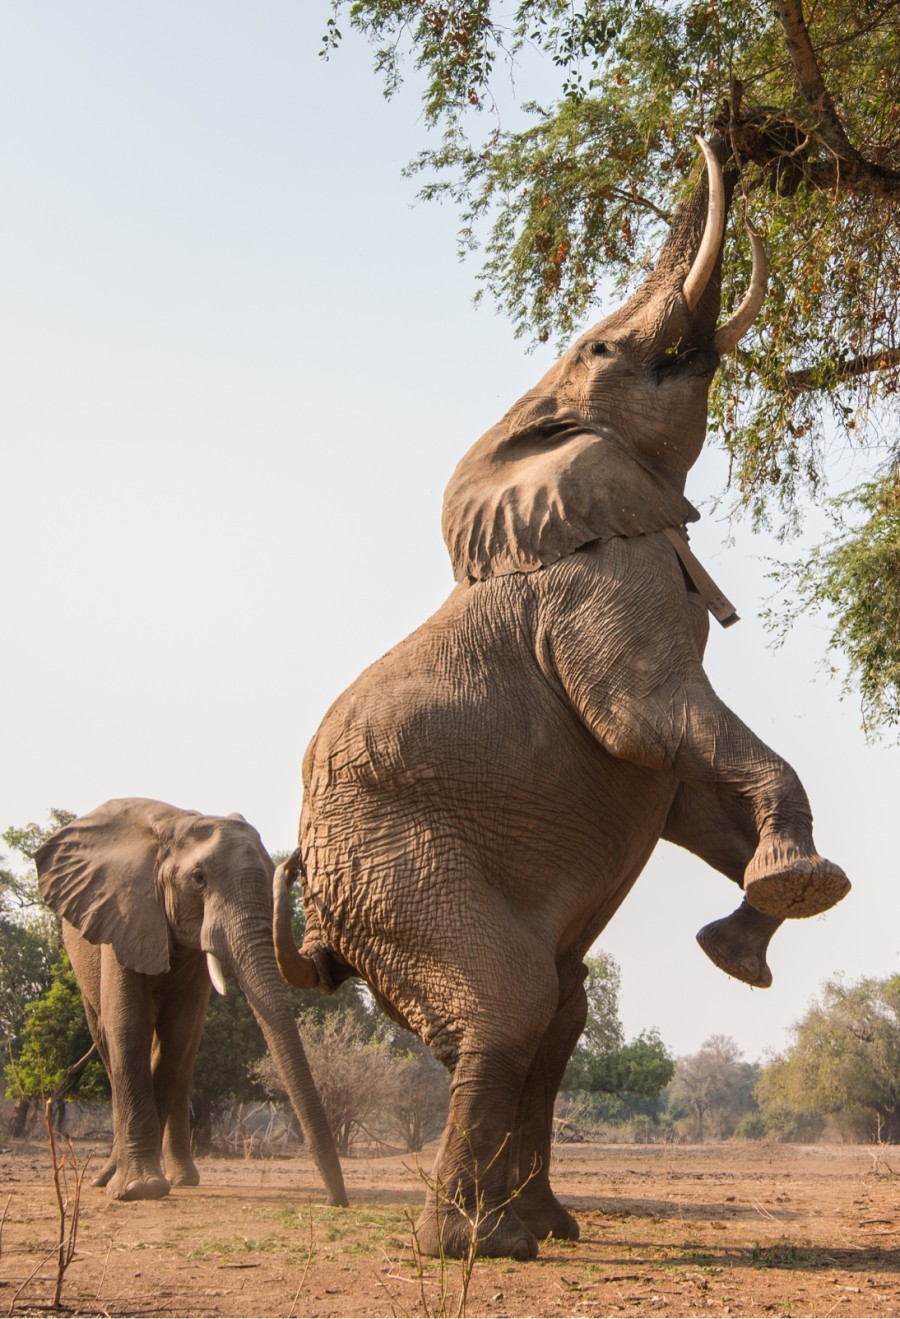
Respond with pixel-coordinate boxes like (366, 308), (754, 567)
(415, 1129), (539, 1262)
(91, 1153), (117, 1187)
(510, 959), (587, 1242)
(413, 934), (560, 1260)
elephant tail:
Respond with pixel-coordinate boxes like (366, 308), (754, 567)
(273, 851), (333, 992)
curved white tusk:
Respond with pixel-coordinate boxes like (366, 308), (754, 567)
(206, 951), (227, 996)
(682, 136), (726, 312)
(713, 220), (769, 354)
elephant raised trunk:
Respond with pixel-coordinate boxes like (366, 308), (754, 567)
(612, 134), (766, 361)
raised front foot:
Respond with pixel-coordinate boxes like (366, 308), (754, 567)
(513, 1184), (580, 1241)
(696, 901), (782, 988)
(415, 1203), (538, 1260)
(743, 840), (850, 918)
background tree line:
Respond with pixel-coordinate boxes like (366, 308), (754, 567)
(3, 812), (898, 1150)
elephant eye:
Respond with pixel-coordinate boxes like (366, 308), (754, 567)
(590, 341), (609, 357)
(191, 868), (207, 892)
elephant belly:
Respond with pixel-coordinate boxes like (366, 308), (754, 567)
(301, 582), (679, 986)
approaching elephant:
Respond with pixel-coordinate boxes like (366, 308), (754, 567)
(36, 798), (347, 1206)
(274, 138), (849, 1259)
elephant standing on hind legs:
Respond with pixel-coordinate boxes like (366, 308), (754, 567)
(275, 135), (849, 1260)
(36, 798), (347, 1207)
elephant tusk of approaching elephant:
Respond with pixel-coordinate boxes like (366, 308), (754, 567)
(713, 221), (769, 354)
(682, 136), (726, 313)
(206, 951), (227, 995)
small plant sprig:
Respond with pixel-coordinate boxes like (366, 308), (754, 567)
(6, 1103), (93, 1314)
(384, 1130), (538, 1319)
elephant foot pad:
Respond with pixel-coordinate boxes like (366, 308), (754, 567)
(108, 1173), (171, 1201)
(416, 1206), (538, 1260)
(696, 918), (773, 988)
(744, 854), (850, 919)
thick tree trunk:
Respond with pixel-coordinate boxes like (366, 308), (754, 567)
(8, 1097), (31, 1139)
(875, 1107), (900, 1145)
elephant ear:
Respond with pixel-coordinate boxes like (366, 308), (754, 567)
(35, 798), (186, 976)
(441, 406), (700, 582)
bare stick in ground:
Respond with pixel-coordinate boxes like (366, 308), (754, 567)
(0, 1194), (11, 1263)
(44, 1098), (93, 1309)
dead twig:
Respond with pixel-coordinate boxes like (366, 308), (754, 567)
(0, 1194), (11, 1261)
(287, 1201), (317, 1319)
(44, 1098), (93, 1309)
(94, 1227), (123, 1302)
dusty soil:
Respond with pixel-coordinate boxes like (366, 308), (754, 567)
(1, 1139), (898, 1317)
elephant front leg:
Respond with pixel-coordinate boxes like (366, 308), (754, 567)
(597, 677), (850, 921)
(550, 537), (849, 923)
(152, 952), (210, 1187)
(663, 782), (784, 987)
(100, 950), (170, 1201)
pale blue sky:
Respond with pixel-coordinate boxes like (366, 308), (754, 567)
(2, 2), (895, 1060)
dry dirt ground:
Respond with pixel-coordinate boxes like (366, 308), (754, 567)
(2, 1139), (898, 1317)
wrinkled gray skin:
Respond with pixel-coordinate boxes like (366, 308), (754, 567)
(36, 799), (346, 1207)
(276, 139), (848, 1260)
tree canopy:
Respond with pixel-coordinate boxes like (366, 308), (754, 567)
(562, 952), (674, 1099)
(1, 812), (72, 1060)
(756, 974), (900, 1142)
(668, 1033), (758, 1140)
(323, 0), (900, 734)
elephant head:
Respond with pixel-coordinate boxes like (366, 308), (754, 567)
(442, 136), (768, 583)
(35, 797), (347, 1207)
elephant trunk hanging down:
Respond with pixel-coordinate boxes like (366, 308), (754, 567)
(276, 135), (849, 1260)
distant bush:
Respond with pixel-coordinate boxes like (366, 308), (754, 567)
(254, 1007), (448, 1155)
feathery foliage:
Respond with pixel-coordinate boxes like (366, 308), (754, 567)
(323, 1), (900, 733)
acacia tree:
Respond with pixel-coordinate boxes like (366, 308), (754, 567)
(668, 1034), (759, 1139)
(323, 0), (900, 733)
(756, 975), (900, 1141)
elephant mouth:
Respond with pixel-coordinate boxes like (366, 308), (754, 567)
(654, 347), (719, 383)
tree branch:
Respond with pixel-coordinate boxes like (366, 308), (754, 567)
(608, 186), (671, 224)
(784, 347), (900, 393)
(773, 0), (862, 163)
(804, 160), (900, 198)
(772, 0), (900, 196)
